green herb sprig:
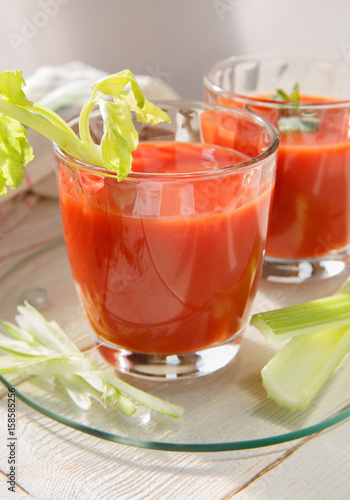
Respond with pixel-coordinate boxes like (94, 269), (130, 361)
(276, 83), (300, 103)
(274, 83), (320, 134)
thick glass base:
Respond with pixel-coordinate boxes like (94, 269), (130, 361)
(97, 339), (242, 380)
(262, 251), (350, 284)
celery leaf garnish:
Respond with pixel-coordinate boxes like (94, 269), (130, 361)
(0, 71), (35, 193)
(0, 69), (171, 194)
(0, 69), (32, 107)
(0, 302), (184, 419)
(276, 83), (300, 103)
(0, 115), (34, 194)
(276, 88), (291, 102)
(273, 83), (320, 134)
(291, 82), (300, 102)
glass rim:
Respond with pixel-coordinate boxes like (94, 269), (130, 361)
(203, 52), (350, 110)
(52, 99), (280, 180)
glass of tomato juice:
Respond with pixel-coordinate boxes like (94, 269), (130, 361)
(54, 101), (279, 379)
(204, 53), (350, 283)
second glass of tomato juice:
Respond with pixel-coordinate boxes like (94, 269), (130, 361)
(204, 53), (350, 283)
(54, 101), (279, 380)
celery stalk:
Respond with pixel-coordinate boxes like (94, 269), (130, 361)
(261, 325), (350, 410)
(251, 280), (350, 342)
(0, 303), (184, 419)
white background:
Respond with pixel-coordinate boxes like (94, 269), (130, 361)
(1, 0), (350, 98)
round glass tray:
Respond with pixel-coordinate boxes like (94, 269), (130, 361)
(0, 238), (349, 452)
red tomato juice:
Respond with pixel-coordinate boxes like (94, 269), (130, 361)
(215, 94), (350, 259)
(56, 142), (272, 355)
(266, 114), (350, 259)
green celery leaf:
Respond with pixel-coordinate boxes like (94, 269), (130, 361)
(0, 170), (7, 196)
(291, 83), (300, 102)
(101, 101), (138, 152)
(99, 102), (135, 181)
(0, 68), (171, 190)
(0, 70), (32, 107)
(93, 70), (145, 109)
(276, 88), (290, 101)
(0, 114), (34, 194)
(119, 90), (171, 125)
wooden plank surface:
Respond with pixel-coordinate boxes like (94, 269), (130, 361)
(1, 397), (349, 500)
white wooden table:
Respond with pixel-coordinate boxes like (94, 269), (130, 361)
(1, 193), (350, 500)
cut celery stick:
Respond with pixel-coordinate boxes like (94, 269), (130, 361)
(0, 303), (184, 419)
(261, 325), (350, 410)
(250, 293), (350, 342)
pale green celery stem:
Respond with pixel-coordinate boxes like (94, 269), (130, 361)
(100, 371), (184, 419)
(262, 325), (350, 411)
(31, 102), (77, 138)
(0, 354), (49, 373)
(103, 386), (136, 416)
(0, 98), (100, 166)
(78, 96), (100, 151)
(251, 293), (350, 342)
(59, 374), (136, 416)
(0, 353), (75, 373)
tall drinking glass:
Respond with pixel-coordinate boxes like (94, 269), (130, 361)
(204, 53), (350, 282)
(54, 101), (279, 379)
